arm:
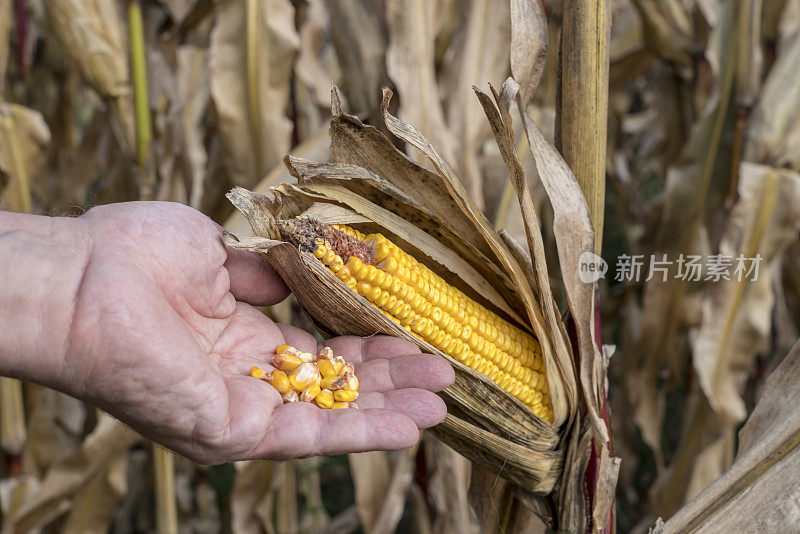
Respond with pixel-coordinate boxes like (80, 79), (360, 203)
(0, 212), (90, 389)
(0, 204), (453, 463)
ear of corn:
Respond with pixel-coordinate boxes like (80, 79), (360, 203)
(282, 219), (552, 422)
(250, 345), (359, 409)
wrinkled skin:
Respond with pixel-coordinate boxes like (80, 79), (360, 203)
(0, 202), (453, 463)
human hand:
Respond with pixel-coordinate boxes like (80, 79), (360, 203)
(16, 202), (454, 463)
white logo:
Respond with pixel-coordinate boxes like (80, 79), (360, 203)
(578, 252), (608, 284)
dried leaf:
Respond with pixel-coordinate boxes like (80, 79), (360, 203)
(230, 460), (274, 534)
(693, 163), (800, 422)
(441, 0), (510, 204)
(61, 453), (128, 534)
(510, 0), (548, 106)
(424, 438), (480, 534)
(557, 421), (593, 534)
(631, 0), (739, 458)
(657, 339), (800, 532)
(0, 0), (10, 94)
(348, 451), (391, 531)
(209, 0), (299, 186)
(22, 386), (85, 479)
(473, 81), (581, 433)
(0, 104), (51, 212)
(9, 414), (140, 532)
(224, 125), (333, 236)
(330, 100), (499, 266)
(518, 93), (607, 443)
(744, 27), (800, 171)
(385, 0), (458, 178)
(632, 0), (693, 78)
(356, 447), (418, 534)
(175, 46), (210, 210)
(329, 0), (388, 120)
(295, 0), (339, 108)
(44, 0), (135, 154)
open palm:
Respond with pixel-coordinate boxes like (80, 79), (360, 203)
(63, 202), (452, 463)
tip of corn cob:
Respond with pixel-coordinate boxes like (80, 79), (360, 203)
(250, 345), (359, 409)
(278, 218), (553, 423)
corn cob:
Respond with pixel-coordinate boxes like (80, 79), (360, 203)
(249, 345), (359, 409)
(279, 218), (552, 422)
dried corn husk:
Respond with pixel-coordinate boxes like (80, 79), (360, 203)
(225, 88), (575, 494)
(43, 0), (135, 155)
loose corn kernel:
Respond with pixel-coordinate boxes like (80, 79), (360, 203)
(253, 345), (359, 409)
(334, 390), (358, 402)
(275, 344), (295, 355)
(289, 363), (321, 391)
(321, 374), (346, 390)
(332, 356), (346, 375)
(317, 357), (336, 378)
(272, 353), (304, 372)
(269, 370), (292, 395)
(249, 366), (267, 380)
(315, 389), (335, 409)
(331, 401), (354, 409)
(300, 383), (321, 402)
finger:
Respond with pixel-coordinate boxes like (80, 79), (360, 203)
(324, 335), (422, 364)
(355, 389), (447, 428)
(276, 324), (319, 354)
(354, 354), (454, 393)
(248, 403), (419, 460)
(224, 247), (289, 306)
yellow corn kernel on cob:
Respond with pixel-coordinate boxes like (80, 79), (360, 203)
(250, 346), (359, 409)
(312, 223), (552, 422)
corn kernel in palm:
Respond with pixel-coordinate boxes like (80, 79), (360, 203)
(300, 383), (321, 402)
(332, 356), (346, 375)
(289, 362), (320, 391)
(282, 389), (299, 403)
(272, 353), (303, 372)
(334, 390), (358, 402)
(343, 373), (359, 392)
(269, 370), (291, 395)
(315, 389), (335, 409)
(317, 358), (336, 378)
(331, 401), (352, 409)
(321, 374), (346, 391)
(275, 344), (295, 355)
(249, 366), (267, 380)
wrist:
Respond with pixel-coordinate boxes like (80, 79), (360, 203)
(0, 211), (92, 392)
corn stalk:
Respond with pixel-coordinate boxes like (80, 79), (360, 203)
(558, 1), (614, 532)
(0, 108), (30, 467)
(128, 0), (154, 200)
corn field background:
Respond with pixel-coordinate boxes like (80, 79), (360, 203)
(1, 0), (800, 532)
